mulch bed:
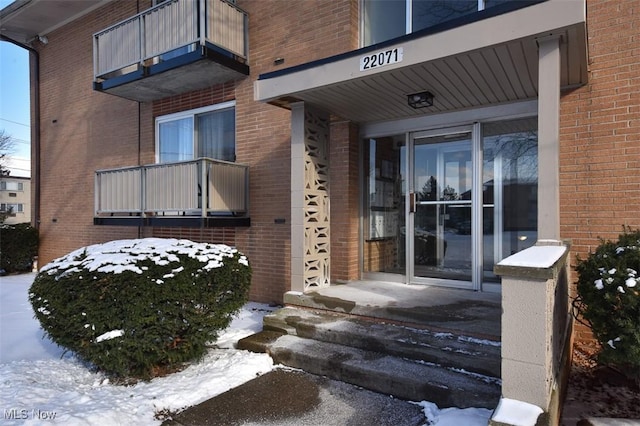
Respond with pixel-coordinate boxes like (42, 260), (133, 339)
(561, 340), (640, 425)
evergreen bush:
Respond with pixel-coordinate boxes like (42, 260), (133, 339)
(575, 228), (640, 383)
(29, 238), (251, 380)
(0, 223), (38, 274)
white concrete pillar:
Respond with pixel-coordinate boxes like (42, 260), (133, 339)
(291, 102), (306, 293)
(494, 241), (569, 418)
(537, 35), (561, 240)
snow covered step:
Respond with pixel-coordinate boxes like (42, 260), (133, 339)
(266, 334), (501, 408)
(262, 307), (501, 378)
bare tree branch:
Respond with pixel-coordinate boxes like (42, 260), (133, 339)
(0, 129), (16, 177)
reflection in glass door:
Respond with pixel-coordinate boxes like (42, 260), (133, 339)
(411, 131), (473, 285)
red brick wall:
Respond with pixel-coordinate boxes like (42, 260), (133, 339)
(36, 0), (152, 266)
(36, 0), (359, 305)
(233, 0), (360, 303)
(330, 121), (361, 281)
(152, 82), (236, 117)
(559, 0), (640, 342)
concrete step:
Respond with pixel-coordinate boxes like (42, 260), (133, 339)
(263, 333), (501, 408)
(283, 284), (501, 340)
(262, 306), (501, 378)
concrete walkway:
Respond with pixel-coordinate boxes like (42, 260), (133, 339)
(163, 369), (426, 426)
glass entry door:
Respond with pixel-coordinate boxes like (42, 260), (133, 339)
(362, 118), (538, 290)
(410, 129), (475, 287)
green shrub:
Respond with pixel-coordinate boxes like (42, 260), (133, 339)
(29, 238), (251, 380)
(575, 228), (640, 383)
(0, 223), (38, 274)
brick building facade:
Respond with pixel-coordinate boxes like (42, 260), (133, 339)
(0, 0), (636, 305)
(1, 0), (639, 420)
(24, 0), (361, 304)
(0, 0), (634, 306)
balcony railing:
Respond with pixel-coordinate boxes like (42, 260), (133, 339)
(93, 0), (248, 80)
(95, 158), (248, 218)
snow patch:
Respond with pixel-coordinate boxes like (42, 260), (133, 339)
(496, 245), (566, 269)
(416, 401), (492, 426)
(95, 330), (124, 343)
(607, 337), (621, 349)
(457, 335), (501, 347)
(40, 238), (243, 281)
(491, 397), (543, 426)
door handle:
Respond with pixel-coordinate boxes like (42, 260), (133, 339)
(409, 191), (416, 213)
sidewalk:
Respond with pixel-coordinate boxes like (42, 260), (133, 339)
(163, 369), (426, 426)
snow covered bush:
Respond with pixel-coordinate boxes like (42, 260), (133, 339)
(29, 238), (251, 380)
(575, 228), (640, 383)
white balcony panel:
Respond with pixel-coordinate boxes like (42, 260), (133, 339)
(208, 0), (245, 58)
(208, 162), (247, 212)
(95, 19), (141, 77)
(96, 168), (142, 213)
(145, 162), (199, 212)
(143, 0), (198, 60)
(94, 0), (248, 81)
(95, 158), (248, 217)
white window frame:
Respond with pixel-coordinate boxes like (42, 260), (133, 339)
(1, 203), (23, 213)
(0, 181), (24, 191)
(155, 100), (236, 163)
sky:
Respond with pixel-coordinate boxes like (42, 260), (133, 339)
(0, 0), (31, 177)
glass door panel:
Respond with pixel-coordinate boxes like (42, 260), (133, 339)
(412, 132), (472, 283)
(482, 118), (538, 281)
(363, 135), (406, 277)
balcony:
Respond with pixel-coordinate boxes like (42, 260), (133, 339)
(94, 158), (250, 228)
(93, 0), (249, 102)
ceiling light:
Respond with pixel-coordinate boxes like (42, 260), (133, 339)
(407, 91), (434, 109)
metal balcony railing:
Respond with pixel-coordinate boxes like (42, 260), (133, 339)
(95, 158), (248, 217)
(93, 0), (248, 80)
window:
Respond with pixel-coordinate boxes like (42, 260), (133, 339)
(362, 0), (512, 46)
(0, 203), (23, 213)
(156, 102), (235, 163)
(0, 181), (23, 191)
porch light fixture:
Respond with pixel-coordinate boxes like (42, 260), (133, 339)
(407, 91), (434, 109)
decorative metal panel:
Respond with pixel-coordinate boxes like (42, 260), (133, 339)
(303, 107), (330, 290)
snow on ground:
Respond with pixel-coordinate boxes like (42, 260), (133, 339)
(490, 398), (543, 426)
(1, 272), (491, 425)
(1, 272), (274, 425)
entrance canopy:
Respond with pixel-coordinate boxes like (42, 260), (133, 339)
(255, 0), (587, 124)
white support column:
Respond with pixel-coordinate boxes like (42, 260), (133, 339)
(537, 35), (562, 240)
(291, 102), (306, 293)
